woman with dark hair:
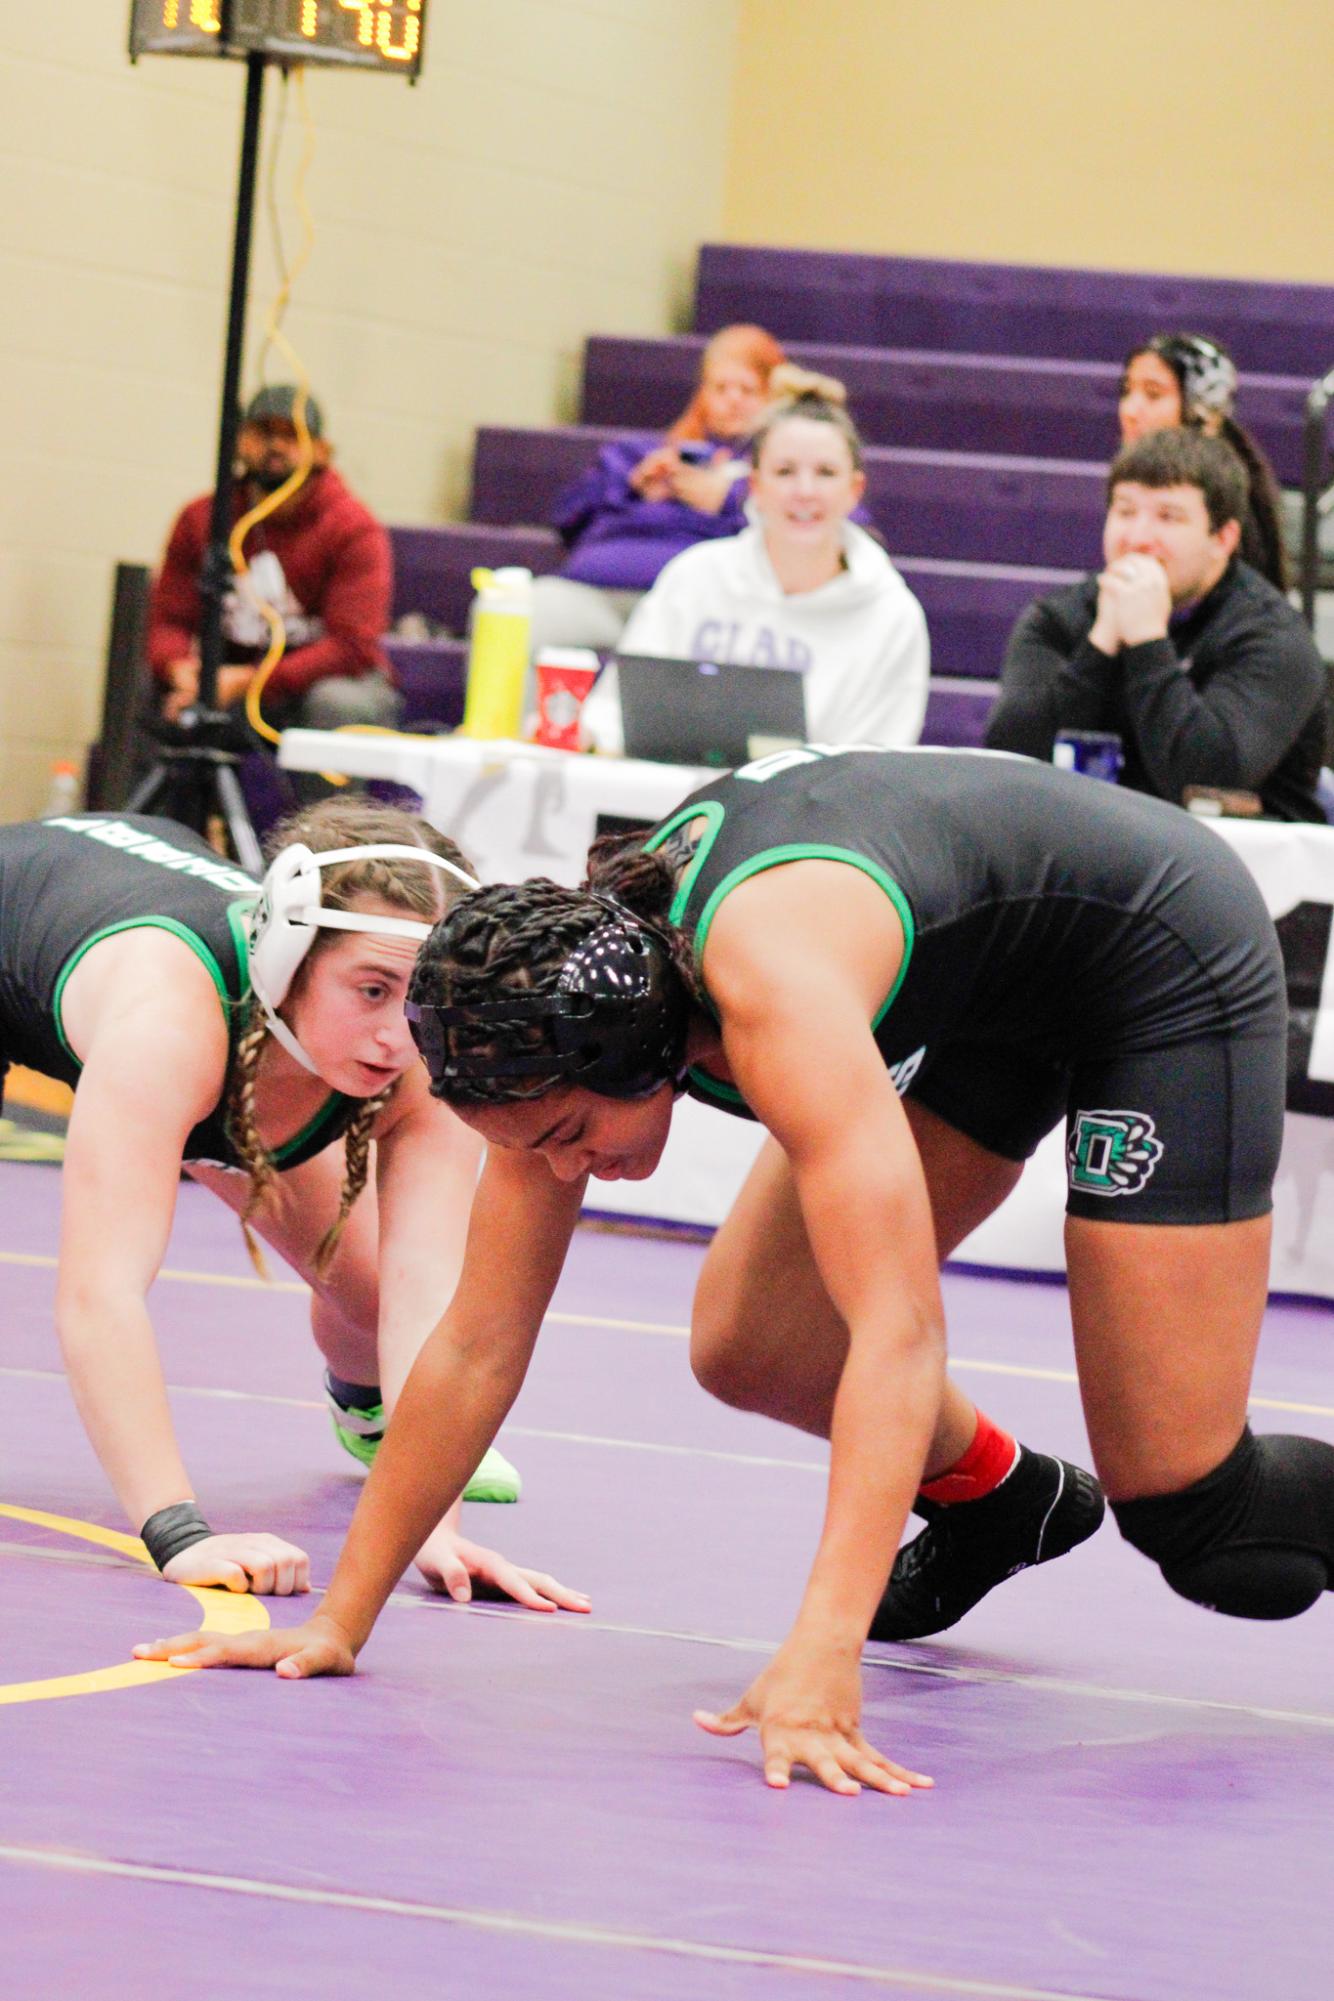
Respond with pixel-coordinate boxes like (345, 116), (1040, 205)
(148, 746), (1330, 1790)
(1118, 333), (1289, 589)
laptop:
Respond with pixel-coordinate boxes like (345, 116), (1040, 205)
(614, 654), (807, 769)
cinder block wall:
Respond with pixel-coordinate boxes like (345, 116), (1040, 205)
(0, 1), (738, 817)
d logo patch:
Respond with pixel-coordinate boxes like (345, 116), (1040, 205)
(1067, 1109), (1163, 1198)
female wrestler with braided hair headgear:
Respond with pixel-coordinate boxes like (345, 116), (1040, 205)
(0, 795), (582, 1616)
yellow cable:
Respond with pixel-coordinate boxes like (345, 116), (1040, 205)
(229, 70), (350, 780)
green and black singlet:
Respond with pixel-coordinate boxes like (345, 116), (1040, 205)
(0, 813), (358, 1171)
(645, 745), (1287, 1224)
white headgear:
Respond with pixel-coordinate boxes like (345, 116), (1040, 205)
(248, 842), (480, 1073)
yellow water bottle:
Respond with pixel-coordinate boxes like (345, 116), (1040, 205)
(461, 566), (533, 739)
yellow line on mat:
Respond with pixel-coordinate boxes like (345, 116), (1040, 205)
(0, 1504), (269, 1704)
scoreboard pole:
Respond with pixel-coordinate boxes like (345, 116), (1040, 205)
(125, 50), (268, 871)
(124, 6), (428, 863)
(199, 51), (264, 726)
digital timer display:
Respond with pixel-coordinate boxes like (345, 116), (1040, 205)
(128, 1), (427, 78)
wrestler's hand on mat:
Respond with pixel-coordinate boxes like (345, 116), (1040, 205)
(414, 1525), (591, 1615)
(133, 1611), (355, 1678)
(693, 1637), (934, 1798)
(160, 1532), (311, 1597)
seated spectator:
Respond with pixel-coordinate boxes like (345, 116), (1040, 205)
(147, 384), (400, 738)
(528, 324), (787, 658)
(1118, 333), (1288, 589)
(581, 376), (929, 755)
(984, 430), (1326, 822)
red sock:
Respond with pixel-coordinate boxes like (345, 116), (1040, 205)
(919, 1410), (1020, 1505)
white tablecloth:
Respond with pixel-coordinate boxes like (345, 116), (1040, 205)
(279, 731), (1334, 1298)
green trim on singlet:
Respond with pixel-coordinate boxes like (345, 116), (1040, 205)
(226, 897), (259, 1001)
(52, 917), (233, 1066)
(644, 822), (918, 1112)
(51, 897), (350, 1163)
(692, 843), (917, 1030)
(687, 1065), (749, 1111)
(643, 801), (726, 927)
(269, 1092), (355, 1164)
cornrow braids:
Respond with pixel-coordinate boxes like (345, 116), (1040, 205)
(584, 830), (700, 1000)
(409, 837), (700, 1110)
(410, 880), (604, 1108)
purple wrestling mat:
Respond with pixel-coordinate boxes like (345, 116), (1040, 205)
(1, 1159), (1330, 1999)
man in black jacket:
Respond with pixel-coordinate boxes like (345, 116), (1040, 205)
(985, 430), (1328, 822)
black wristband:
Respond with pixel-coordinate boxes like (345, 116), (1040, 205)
(140, 1502), (214, 1572)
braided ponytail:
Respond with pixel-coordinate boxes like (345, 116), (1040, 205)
(228, 997), (280, 1279)
(311, 1080), (395, 1277)
(231, 797), (474, 1277)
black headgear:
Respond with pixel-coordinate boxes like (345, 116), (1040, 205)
(406, 898), (691, 1101)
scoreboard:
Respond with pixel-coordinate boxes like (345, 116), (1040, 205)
(128, 2), (427, 78)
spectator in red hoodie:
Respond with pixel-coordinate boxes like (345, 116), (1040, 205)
(147, 385), (399, 740)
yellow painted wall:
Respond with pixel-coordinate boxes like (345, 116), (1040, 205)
(725, 0), (1334, 284)
(0, 1), (738, 818)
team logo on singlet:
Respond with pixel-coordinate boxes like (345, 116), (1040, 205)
(888, 1045), (926, 1095)
(1067, 1110), (1163, 1197)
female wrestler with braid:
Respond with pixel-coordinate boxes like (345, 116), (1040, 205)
(142, 746), (1334, 1796)
(0, 798), (584, 1614)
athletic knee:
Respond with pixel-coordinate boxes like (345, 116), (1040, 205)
(689, 1329), (747, 1407)
(688, 1302), (761, 1410)
(1111, 1429), (1332, 1621)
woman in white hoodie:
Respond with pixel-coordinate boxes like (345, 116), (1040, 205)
(581, 377), (929, 755)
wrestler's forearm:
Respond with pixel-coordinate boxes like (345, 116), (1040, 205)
(317, 1324), (533, 1651)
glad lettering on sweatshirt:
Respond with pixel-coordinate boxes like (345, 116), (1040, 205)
(691, 621), (813, 673)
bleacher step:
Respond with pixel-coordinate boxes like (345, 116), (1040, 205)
(582, 334), (1311, 485)
(695, 244), (1334, 379)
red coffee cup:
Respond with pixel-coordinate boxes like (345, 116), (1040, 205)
(534, 648), (599, 751)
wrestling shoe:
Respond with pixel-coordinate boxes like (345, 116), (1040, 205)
(324, 1370), (523, 1502)
(869, 1446), (1105, 1643)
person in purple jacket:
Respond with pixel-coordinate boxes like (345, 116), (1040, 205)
(529, 325), (787, 658)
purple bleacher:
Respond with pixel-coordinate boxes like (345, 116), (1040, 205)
(471, 425), (1105, 570)
(896, 557), (1079, 679)
(388, 525), (1058, 681)
(582, 334), (1312, 485)
(863, 447), (1102, 568)
(470, 424), (630, 529)
(384, 624), (987, 753)
(386, 640), (987, 753)
(391, 523), (562, 634)
(695, 244), (1334, 380)
(383, 636), (466, 728)
(921, 676), (996, 748)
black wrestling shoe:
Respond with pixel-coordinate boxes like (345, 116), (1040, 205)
(869, 1447), (1105, 1643)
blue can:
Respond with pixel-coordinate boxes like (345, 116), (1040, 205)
(1052, 729), (1124, 782)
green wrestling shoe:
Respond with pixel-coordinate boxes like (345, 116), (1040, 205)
(324, 1371), (523, 1501)
(460, 1443), (523, 1505)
